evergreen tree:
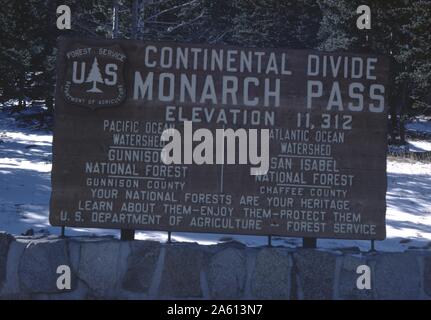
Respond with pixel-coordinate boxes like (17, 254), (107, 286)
(0, 0), (57, 110)
(231, 0), (322, 48)
(316, 0), (431, 142)
(86, 58), (104, 93)
(0, 0), (430, 123)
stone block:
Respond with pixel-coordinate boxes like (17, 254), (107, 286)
(122, 241), (161, 293)
(78, 240), (121, 298)
(18, 239), (70, 293)
(0, 232), (13, 289)
(424, 255), (431, 298)
(338, 255), (373, 300)
(207, 248), (246, 299)
(251, 248), (291, 299)
(293, 250), (336, 300)
(160, 245), (203, 298)
(373, 253), (421, 300)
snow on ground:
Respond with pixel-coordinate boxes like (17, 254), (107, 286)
(405, 117), (431, 135)
(407, 140), (431, 152)
(0, 112), (430, 252)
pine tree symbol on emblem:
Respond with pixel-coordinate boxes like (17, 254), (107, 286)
(86, 57), (104, 93)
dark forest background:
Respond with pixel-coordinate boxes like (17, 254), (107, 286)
(0, 0), (430, 143)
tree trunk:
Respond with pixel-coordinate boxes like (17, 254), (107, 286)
(46, 95), (54, 114)
(390, 105), (398, 144)
(112, 0), (119, 39)
(131, 0), (145, 40)
(131, 0), (139, 39)
(18, 98), (24, 111)
(400, 120), (406, 144)
(399, 81), (409, 145)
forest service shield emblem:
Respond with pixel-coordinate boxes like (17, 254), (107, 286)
(63, 44), (126, 109)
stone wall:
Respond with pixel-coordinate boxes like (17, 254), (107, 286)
(0, 232), (430, 299)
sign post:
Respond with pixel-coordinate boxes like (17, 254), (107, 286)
(303, 237), (317, 249)
(50, 38), (389, 244)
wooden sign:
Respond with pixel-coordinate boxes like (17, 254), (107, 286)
(50, 37), (389, 240)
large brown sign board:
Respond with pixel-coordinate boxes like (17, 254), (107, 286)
(50, 37), (389, 240)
